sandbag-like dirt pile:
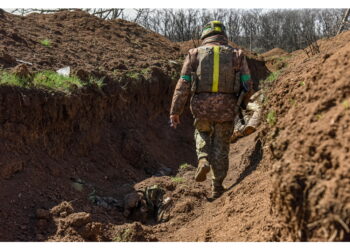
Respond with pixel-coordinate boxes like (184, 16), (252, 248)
(261, 30), (350, 241)
(0, 10), (196, 241)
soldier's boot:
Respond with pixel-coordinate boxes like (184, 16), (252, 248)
(210, 185), (225, 200)
(194, 158), (210, 182)
(243, 125), (256, 136)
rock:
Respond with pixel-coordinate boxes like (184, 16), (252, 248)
(50, 201), (74, 217)
(65, 212), (91, 228)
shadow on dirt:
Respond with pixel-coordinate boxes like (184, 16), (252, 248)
(227, 138), (263, 191)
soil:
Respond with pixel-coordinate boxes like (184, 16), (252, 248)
(261, 48), (288, 59)
(261, 30), (350, 241)
(0, 10), (195, 241)
(0, 9), (349, 242)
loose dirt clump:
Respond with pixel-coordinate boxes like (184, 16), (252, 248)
(261, 30), (350, 241)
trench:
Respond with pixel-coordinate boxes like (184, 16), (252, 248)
(0, 56), (270, 241)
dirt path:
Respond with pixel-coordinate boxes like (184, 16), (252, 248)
(140, 132), (278, 242)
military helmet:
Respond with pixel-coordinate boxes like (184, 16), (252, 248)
(200, 20), (227, 40)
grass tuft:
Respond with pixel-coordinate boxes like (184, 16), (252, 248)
(179, 163), (190, 170)
(87, 76), (105, 88)
(342, 100), (349, 110)
(0, 70), (108, 93)
(126, 71), (141, 79)
(0, 71), (29, 86)
(33, 71), (84, 92)
(113, 228), (133, 242)
(171, 176), (185, 183)
(40, 39), (52, 47)
(265, 71), (280, 83)
(316, 114), (323, 120)
(267, 110), (277, 126)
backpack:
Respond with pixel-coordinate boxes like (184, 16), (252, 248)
(192, 45), (236, 94)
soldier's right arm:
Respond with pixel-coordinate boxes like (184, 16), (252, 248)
(170, 49), (197, 116)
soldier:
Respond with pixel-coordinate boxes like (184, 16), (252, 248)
(170, 21), (253, 199)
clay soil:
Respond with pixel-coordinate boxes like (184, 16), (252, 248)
(0, 9), (349, 242)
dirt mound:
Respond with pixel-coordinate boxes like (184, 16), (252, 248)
(261, 30), (350, 241)
(0, 10), (196, 241)
(0, 10), (180, 77)
(261, 48), (288, 59)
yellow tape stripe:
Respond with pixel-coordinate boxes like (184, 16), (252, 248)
(212, 46), (220, 92)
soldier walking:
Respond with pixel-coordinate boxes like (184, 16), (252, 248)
(170, 21), (253, 199)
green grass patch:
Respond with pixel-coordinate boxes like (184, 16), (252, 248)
(171, 176), (185, 183)
(267, 110), (277, 126)
(40, 39), (52, 47)
(33, 71), (84, 92)
(316, 114), (323, 120)
(289, 98), (297, 106)
(87, 76), (105, 88)
(0, 70), (106, 93)
(113, 228), (133, 242)
(0, 71), (29, 86)
(126, 71), (142, 79)
(179, 163), (190, 170)
(140, 68), (151, 75)
(265, 71), (280, 82)
(342, 100), (349, 110)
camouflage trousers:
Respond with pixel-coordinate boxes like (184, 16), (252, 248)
(194, 119), (234, 188)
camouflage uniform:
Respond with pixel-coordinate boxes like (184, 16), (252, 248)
(232, 90), (263, 142)
(170, 34), (252, 191)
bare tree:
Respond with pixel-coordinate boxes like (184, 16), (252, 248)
(337, 9), (350, 35)
(90, 9), (124, 19)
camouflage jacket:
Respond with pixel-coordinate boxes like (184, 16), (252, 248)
(170, 34), (253, 122)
